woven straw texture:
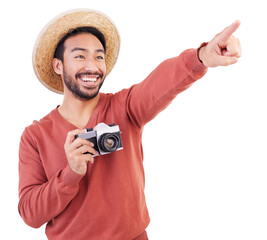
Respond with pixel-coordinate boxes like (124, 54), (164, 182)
(32, 9), (120, 94)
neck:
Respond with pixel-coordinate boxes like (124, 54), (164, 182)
(58, 92), (101, 129)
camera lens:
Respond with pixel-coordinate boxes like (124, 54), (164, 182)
(98, 133), (120, 153)
(105, 138), (115, 148)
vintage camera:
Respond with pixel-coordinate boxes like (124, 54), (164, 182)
(76, 123), (123, 156)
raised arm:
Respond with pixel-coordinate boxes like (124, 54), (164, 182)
(125, 21), (241, 128)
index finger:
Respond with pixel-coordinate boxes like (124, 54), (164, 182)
(217, 20), (241, 43)
(65, 129), (86, 145)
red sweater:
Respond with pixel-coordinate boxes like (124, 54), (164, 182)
(18, 48), (207, 240)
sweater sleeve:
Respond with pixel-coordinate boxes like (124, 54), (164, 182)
(125, 48), (208, 128)
(18, 128), (84, 228)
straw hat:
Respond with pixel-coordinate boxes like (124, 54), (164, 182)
(32, 9), (120, 94)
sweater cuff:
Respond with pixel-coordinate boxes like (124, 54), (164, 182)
(59, 165), (84, 188)
(183, 44), (208, 77)
(197, 42), (209, 63)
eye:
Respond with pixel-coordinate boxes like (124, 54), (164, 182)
(96, 55), (105, 60)
(75, 55), (85, 59)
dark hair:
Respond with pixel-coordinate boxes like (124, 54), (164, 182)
(54, 26), (106, 62)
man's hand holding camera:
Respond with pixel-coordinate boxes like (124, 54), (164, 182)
(64, 129), (98, 175)
(64, 123), (123, 175)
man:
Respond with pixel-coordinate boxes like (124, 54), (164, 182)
(18, 9), (241, 240)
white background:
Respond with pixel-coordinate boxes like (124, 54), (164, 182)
(1, 0), (266, 239)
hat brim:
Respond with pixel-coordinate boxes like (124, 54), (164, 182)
(32, 9), (120, 94)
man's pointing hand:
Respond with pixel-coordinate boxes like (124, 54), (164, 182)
(198, 20), (242, 67)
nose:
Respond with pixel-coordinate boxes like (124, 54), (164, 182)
(84, 58), (99, 72)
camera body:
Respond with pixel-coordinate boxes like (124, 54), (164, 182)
(76, 123), (123, 156)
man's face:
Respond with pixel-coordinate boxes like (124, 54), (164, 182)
(58, 33), (106, 100)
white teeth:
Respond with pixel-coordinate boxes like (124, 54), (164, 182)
(80, 77), (97, 82)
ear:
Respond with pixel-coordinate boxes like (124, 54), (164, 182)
(52, 58), (63, 75)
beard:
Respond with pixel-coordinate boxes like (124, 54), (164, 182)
(63, 69), (104, 100)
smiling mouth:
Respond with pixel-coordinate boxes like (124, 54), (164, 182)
(76, 71), (103, 86)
